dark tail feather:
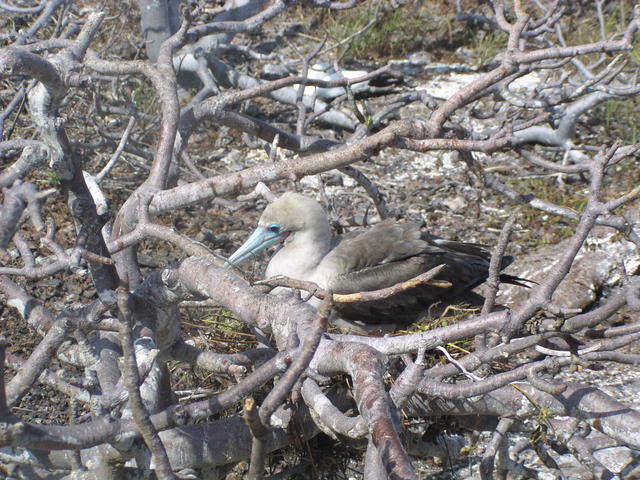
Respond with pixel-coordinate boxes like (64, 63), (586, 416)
(500, 274), (536, 288)
(425, 235), (493, 259)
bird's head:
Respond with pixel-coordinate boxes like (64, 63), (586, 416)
(226, 192), (328, 267)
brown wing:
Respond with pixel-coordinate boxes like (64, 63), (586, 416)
(322, 222), (501, 324)
(325, 221), (432, 272)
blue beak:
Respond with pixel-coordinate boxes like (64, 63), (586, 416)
(225, 226), (288, 268)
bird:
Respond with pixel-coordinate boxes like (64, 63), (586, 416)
(227, 192), (527, 327)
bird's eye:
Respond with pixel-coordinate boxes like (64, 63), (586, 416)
(268, 224), (280, 233)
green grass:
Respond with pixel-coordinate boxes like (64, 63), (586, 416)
(322, 2), (447, 61)
(36, 171), (61, 187)
(505, 177), (588, 248)
(566, 2), (640, 144)
(600, 98), (639, 144)
(471, 29), (507, 65)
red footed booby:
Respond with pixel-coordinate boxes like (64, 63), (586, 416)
(227, 192), (526, 326)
